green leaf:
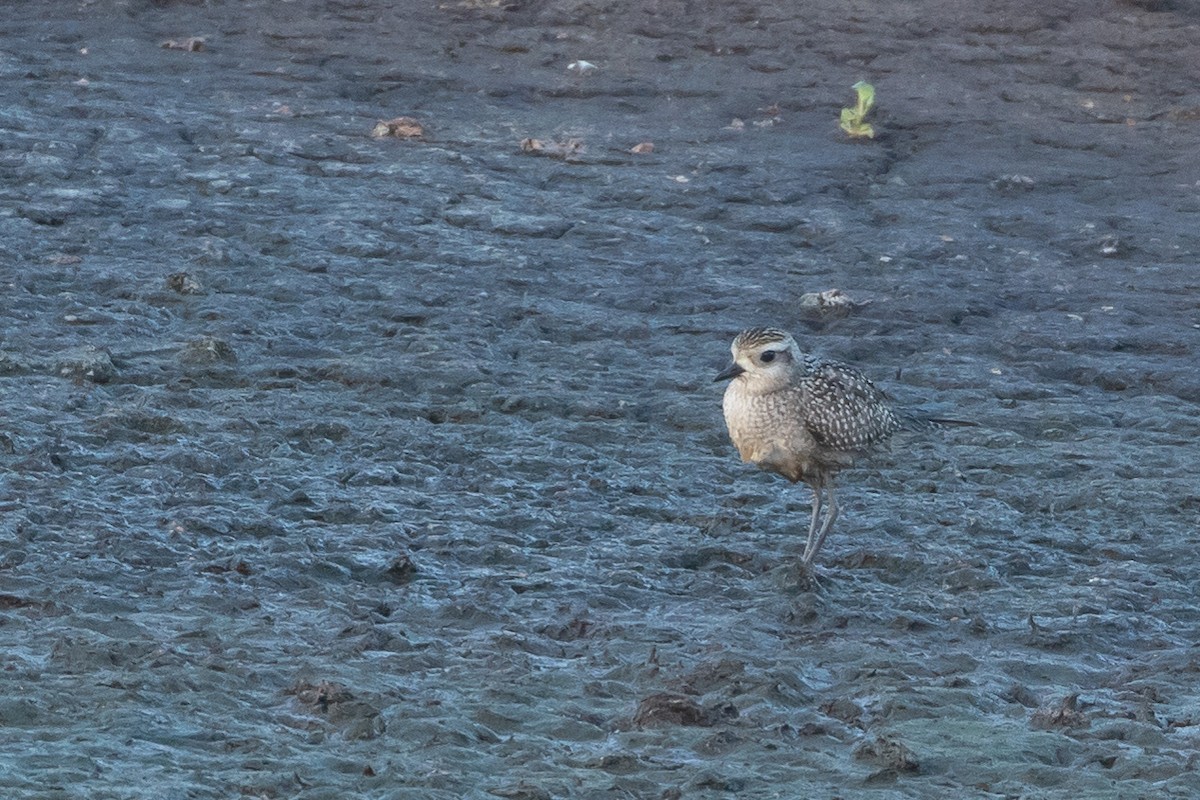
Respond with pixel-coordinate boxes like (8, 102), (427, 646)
(840, 81), (877, 138)
(852, 81), (875, 117)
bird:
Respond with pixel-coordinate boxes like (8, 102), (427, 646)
(715, 326), (933, 570)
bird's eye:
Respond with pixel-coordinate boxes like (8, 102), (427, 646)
(761, 350), (777, 363)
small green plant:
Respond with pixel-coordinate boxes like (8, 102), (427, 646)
(839, 81), (876, 139)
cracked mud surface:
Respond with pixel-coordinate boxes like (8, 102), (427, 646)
(2, 0), (1200, 797)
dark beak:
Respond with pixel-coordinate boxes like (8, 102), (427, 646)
(714, 362), (745, 382)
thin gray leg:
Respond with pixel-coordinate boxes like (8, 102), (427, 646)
(801, 486), (823, 562)
(802, 482), (839, 566)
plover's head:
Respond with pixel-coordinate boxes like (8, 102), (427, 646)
(714, 327), (800, 383)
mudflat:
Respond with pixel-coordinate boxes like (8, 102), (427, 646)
(2, 1), (1199, 797)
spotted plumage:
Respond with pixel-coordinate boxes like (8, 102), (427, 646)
(715, 327), (913, 569)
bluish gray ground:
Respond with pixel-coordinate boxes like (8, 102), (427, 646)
(2, 1), (1200, 797)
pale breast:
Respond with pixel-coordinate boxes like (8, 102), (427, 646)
(722, 381), (829, 483)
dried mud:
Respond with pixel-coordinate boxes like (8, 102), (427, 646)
(2, 1), (1200, 798)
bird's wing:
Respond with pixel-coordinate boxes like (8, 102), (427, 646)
(799, 362), (900, 451)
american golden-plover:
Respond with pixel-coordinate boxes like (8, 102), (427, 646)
(716, 326), (935, 569)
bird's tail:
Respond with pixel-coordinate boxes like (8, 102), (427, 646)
(899, 413), (978, 432)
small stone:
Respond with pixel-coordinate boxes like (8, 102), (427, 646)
(371, 117), (424, 139)
(798, 288), (866, 322)
(161, 37), (206, 52)
(487, 782), (552, 800)
(56, 345), (117, 384)
(519, 137), (584, 159)
(1031, 694), (1090, 730)
(992, 174), (1035, 193)
(633, 693), (712, 728)
(179, 337), (237, 366)
(385, 554), (418, 583)
(0, 351), (29, 376)
(166, 271), (204, 295)
(853, 735), (920, 773)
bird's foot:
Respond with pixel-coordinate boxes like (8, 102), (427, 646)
(786, 558), (823, 592)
